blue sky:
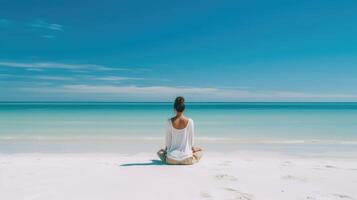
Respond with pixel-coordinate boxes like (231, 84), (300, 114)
(0, 0), (357, 101)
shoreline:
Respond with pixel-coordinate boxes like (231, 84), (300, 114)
(1, 139), (357, 158)
(1, 136), (357, 144)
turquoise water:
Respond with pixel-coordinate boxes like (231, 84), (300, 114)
(0, 102), (357, 143)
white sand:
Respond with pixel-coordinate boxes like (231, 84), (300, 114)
(1, 151), (357, 200)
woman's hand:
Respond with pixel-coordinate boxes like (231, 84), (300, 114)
(192, 147), (202, 153)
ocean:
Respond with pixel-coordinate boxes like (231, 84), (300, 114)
(1, 102), (357, 144)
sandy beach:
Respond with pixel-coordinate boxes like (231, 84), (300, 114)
(1, 149), (357, 200)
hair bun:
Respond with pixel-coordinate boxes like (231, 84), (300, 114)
(175, 96), (185, 104)
(174, 96), (185, 112)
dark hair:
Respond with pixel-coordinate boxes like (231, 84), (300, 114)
(174, 96), (185, 112)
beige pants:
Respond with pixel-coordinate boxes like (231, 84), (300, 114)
(157, 149), (203, 165)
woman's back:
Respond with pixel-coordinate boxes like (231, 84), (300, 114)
(165, 118), (194, 161)
(171, 116), (189, 129)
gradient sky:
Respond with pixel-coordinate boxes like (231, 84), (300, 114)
(0, 0), (357, 101)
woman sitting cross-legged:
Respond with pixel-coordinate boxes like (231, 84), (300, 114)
(157, 96), (203, 165)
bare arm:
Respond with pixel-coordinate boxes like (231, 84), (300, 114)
(165, 120), (171, 149)
(190, 120), (201, 152)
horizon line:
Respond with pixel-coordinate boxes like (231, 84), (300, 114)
(1, 101), (357, 103)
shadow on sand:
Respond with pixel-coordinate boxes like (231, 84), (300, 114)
(120, 159), (165, 167)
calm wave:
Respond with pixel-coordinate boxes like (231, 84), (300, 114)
(1, 102), (357, 143)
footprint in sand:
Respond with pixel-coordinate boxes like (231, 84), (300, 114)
(281, 161), (292, 167)
(306, 195), (316, 200)
(312, 165), (338, 170)
(281, 175), (306, 182)
(219, 161), (232, 166)
(325, 165), (338, 169)
(215, 174), (238, 181)
(223, 187), (254, 200)
(200, 192), (212, 198)
(333, 194), (355, 199)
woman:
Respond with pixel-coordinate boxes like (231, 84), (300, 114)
(157, 96), (203, 165)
